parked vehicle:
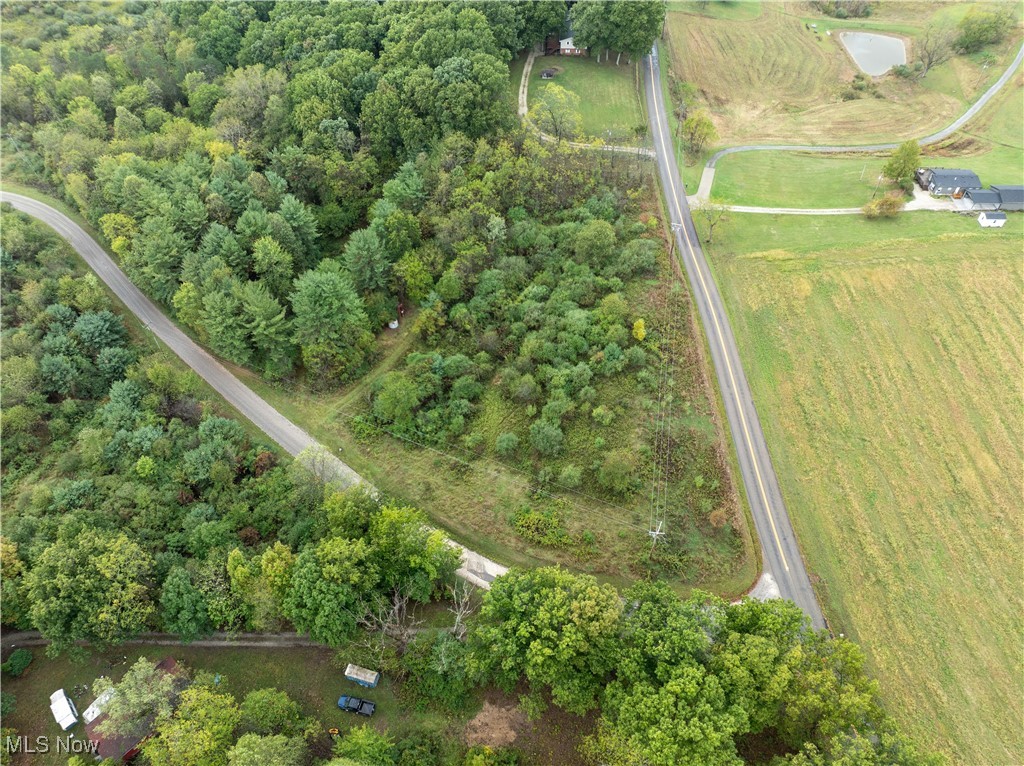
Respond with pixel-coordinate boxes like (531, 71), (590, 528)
(49, 689), (78, 730)
(344, 663), (380, 689)
(337, 695), (375, 717)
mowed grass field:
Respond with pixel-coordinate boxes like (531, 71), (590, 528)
(923, 64), (1024, 185)
(711, 151), (889, 207)
(706, 212), (1024, 765)
(710, 64), (1023, 207)
(528, 55), (645, 145)
(665, 1), (1023, 145)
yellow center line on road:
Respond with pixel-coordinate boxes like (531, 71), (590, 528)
(646, 56), (790, 573)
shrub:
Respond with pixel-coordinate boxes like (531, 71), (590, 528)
(463, 745), (520, 766)
(0, 693), (14, 717)
(598, 449), (639, 495)
(862, 194), (905, 219)
(333, 724), (395, 766)
(511, 505), (572, 548)
(495, 432), (519, 456)
(529, 419), (563, 456)
(591, 405), (615, 426)
(558, 465), (582, 488)
(399, 632), (471, 712)
(891, 62), (923, 79)
(2, 649), (33, 677)
(956, 8), (1012, 53)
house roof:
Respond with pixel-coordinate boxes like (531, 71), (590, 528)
(982, 211), (1008, 220)
(965, 189), (1001, 203)
(990, 185), (1024, 204)
(927, 169), (982, 187)
(84, 657), (186, 761)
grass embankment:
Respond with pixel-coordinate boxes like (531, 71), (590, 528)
(706, 211), (1024, 765)
(710, 64), (1023, 207)
(664, 1), (1022, 146)
(527, 55), (645, 145)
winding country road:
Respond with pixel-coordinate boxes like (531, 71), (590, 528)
(0, 191), (506, 590)
(706, 42), (1024, 168)
(643, 50), (827, 629)
(692, 43), (1024, 208)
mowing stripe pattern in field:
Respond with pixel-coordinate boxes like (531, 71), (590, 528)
(711, 217), (1024, 765)
(666, 4), (1021, 146)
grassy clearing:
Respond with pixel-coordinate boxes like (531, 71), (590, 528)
(527, 55), (645, 145)
(706, 211), (1024, 765)
(664, 2), (1023, 145)
(0, 641), (462, 766)
(711, 151), (891, 207)
(710, 65), (1023, 207)
(506, 51), (529, 112)
(924, 66), (1024, 185)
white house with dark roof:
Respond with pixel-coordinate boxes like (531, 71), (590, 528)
(560, 37), (585, 55)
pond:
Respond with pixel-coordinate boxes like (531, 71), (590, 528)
(839, 31), (906, 76)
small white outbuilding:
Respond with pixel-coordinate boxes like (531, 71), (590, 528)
(978, 211), (1008, 228)
(49, 689), (79, 730)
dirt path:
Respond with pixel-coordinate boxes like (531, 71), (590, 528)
(3, 630), (326, 650)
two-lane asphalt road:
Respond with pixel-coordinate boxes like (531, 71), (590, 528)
(642, 51), (827, 629)
(0, 191), (508, 589)
(1, 191), (359, 479)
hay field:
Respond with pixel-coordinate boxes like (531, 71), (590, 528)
(665, 2), (1020, 145)
(710, 67), (1023, 207)
(709, 213), (1024, 764)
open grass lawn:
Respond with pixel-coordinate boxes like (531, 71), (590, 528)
(923, 65), (1024, 186)
(527, 55), (645, 145)
(710, 64), (1023, 207)
(711, 151), (891, 207)
(706, 212), (1024, 765)
(1, 643), (459, 766)
(665, 1), (1023, 146)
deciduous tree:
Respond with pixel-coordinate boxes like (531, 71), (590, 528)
(528, 84), (583, 143)
(27, 529), (155, 654)
(469, 567), (622, 714)
(93, 657), (178, 738)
